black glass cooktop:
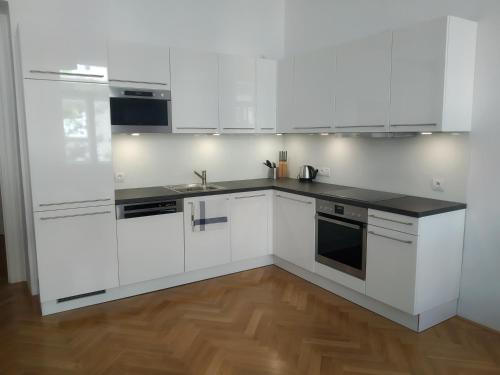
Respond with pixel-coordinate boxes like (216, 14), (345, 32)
(325, 188), (406, 203)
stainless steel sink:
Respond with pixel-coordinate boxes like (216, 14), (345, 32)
(166, 183), (225, 193)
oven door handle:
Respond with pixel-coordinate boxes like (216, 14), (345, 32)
(315, 214), (361, 230)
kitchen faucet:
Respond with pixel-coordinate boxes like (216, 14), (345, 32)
(194, 170), (207, 186)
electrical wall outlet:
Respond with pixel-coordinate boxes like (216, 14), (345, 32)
(318, 167), (331, 177)
(115, 172), (125, 183)
(432, 177), (444, 192)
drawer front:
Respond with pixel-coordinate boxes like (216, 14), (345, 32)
(368, 209), (418, 235)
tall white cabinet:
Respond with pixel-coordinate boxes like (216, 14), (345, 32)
(256, 59), (277, 133)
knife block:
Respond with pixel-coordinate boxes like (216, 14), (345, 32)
(278, 161), (288, 178)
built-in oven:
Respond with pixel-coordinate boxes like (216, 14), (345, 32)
(315, 199), (367, 280)
(110, 87), (172, 134)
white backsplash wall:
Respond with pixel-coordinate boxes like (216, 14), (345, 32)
(112, 134), (285, 189)
(284, 133), (470, 202)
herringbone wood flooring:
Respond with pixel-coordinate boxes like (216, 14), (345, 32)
(1, 266), (499, 374)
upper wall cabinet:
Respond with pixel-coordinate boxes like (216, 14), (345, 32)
(107, 40), (170, 89)
(276, 57), (294, 133)
(292, 48), (335, 133)
(20, 24), (107, 83)
(256, 59), (277, 133)
(219, 55), (257, 133)
(170, 48), (220, 133)
(335, 31), (392, 133)
(390, 16), (477, 132)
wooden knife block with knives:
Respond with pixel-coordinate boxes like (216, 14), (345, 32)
(278, 151), (287, 178)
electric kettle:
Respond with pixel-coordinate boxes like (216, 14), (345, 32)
(298, 165), (318, 181)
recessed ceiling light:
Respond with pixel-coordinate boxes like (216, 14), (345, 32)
(130, 133), (140, 136)
(320, 133), (329, 136)
(421, 132), (432, 135)
(275, 133), (282, 136)
(212, 133), (220, 136)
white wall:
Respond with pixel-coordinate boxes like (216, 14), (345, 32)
(113, 134), (284, 189)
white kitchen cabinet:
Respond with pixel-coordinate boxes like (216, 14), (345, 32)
(292, 47), (335, 133)
(184, 195), (231, 271)
(23, 79), (114, 211)
(229, 191), (272, 262)
(34, 207), (118, 302)
(335, 31), (392, 132)
(170, 48), (220, 133)
(108, 40), (170, 89)
(256, 59), (277, 133)
(390, 16), (477, 132)
(19, 24), (107, 83)
(219, 54), (257, 133)
(276, 57), (294, 133)
(117, 213), (184, 286)
(274, 192), (315, 272)
(366, 209), (465, 315)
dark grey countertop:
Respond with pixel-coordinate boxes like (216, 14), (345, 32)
(115, 178), (466, 217)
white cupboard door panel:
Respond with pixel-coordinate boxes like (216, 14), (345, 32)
(117, 213), (184, 286)
(219, 55), (256, 132)
(20, 25), (107, 83)
(24, 80), (114, 211)
(108, 40), (170, 89)
(335, 31), (392, 132)
(34, 206), (118, 302)
(277, 57), (294, 133)
(256, 59), (277, 133)
(184, 196), (231, 271)
(292, 48), (335, 132)
(230, 192), (271, 262)
(366, 225), (417, 314)
(390, 18), (447, 131)
(171, 48), (219, 133)
(274, 192), (315, 272)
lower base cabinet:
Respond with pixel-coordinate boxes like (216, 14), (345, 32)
(117, 212), (185, 286)
(274, 192), (315, 272)
(34, 206), (119, 302)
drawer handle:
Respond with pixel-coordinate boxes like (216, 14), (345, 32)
(109, 78), (168, 86)
(276, 194), (312, 205)
(369, 214), (413, 226)
(292, 126), (332, 130)
(335, 125), (385, 129)
(39, 198), (111, 207)
(175, 127), (218, 130)
(390, 123), (437, 127)
(368, 231), (413, 244)
(40, 210), (111, 221)
(30, 70), (105, 78)
(235, 193), (266, 199)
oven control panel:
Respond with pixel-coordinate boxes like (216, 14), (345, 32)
(316, 199), (368, 223)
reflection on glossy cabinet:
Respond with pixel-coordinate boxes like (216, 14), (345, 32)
(230, 191), (272, 262)
(170, 48), (220, 133)
(23, 79), (114, 211)
(274, 192), (315, 272)
(219, 54), (257, 133)
(256, 59), (277, 133)
(108, 40), (170, 89)
(335, 31), (392, 132)
(34, 207), (118, 302)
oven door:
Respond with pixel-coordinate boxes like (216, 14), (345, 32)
(315, 213), (367, 280)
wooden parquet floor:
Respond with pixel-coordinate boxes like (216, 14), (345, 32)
(1, 265), (499, 375)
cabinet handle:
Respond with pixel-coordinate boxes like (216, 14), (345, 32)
(390, 123), (437, 127)
(222, 127), (254, 130)
(29, 70), (105, 78)
(175, 127), (218, 130)
(109, 78), (168, 86)
(188, 202), (195, 231)
(276, 194), (312, 205)
(40, 210), (111, 221)
(259, 128), (275, 130)
(368, 231), (413, 244)
(368, 214), (413, 226)
(335, 125), (385, 129)
(39, 198), (111, 207)
(234, 193), (266, 199)
(292, 126), (332, 130)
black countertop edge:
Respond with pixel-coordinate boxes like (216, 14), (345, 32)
(114, 178), (467, 218)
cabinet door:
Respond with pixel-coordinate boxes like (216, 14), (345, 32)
(366, 225), (417, 314)
(390, 18), (447, 132)
(292, 48), (335, 132)
(219, 55), (256, 133)
(170, 48), (220, 133)
(20, 24), (107, 83)
(34, 206), (118, 302)
(184, 196), (231, 271)
(276, 57), (294, 133)
(24, 80), (114, 211)
(117, 213), (184, 286)
(274, 192), (315, 272)
(108, 40), (170, 89)
(230, 191), (271, 262)
(256, 59), (277, 133)
(335, 32), (392, 132)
